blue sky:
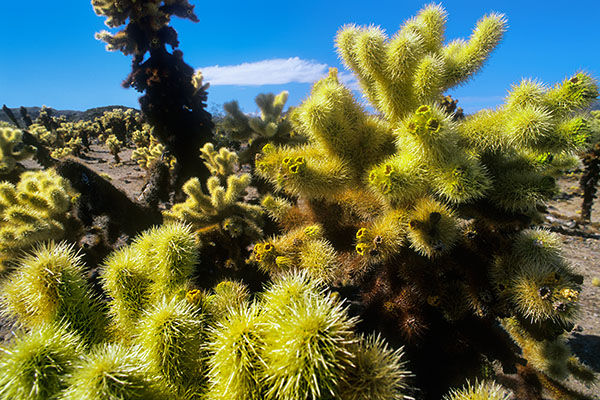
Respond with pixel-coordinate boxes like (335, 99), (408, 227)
(1, 1), (598, 116)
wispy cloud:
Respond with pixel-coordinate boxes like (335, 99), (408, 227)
(200, 57), (327, 86)
(200, 57), (359, 89)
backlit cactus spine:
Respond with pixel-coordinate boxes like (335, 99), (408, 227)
(0, 127), (36, 176)
(0, 169), (78, 271)
(101, 222), (199, 339)
(0, 242), (107, 344)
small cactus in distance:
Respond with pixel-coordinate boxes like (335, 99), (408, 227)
(105, 134), (123, 163)
(220, 90), (305, 165)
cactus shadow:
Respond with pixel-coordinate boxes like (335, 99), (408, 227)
(567, 333), (600, 372)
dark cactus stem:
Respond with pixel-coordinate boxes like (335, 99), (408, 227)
(19, 106), (33, 127)
(124, 42), (213, 198)
(439, 94), (465, 121)
(580, 143), (600, 222)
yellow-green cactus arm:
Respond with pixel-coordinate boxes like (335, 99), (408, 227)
(0, 242), (107, 344)
(336, 5), (506, 122)
(261, 195), (294, 224)
(406, 197), (459, 258)
(255, 143), (352, 199)
(429, 154), (492, 204)
(0, 127), (36, 175)
(544, 72), (599, 117)
(0, 170), (77, 271)
(101, 246), (154, 338)
(368, 152), (428, 206)
(443, 380), (511, 400)
(340, 333), (412, 400)
(0, 323), (86, 400)
(442, 12), (507, 88)
(165, 173), (263, 241)
(294, 69), (395, 175)
(355, 209), (408, 262)
(200, 142), (238, 180)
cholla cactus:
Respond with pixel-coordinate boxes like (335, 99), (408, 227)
(105, 134), (123, 163)
(50, 146), (74, 159)
(131, 123), (153, 147)
(0, 127), (36, 175)
(0, 169), (78, 271)
(0, 242), (107, 344)
(93, 0), (214, 194)
(336, 6), (506, 121)
(220, 91), (305, 164)
(254, 4), (598, 399)
(96, 108), (142, 142)
(59, 343), (170, 399)
(164, 160), (263, 269)
(92, 0), (198, 55)
(0, 323), (84, 400)
(50, 137), (84, 160)
(200, 142), (238, 181)
(29, 123), (59, 148)
(579, 109), (600, 221)
(205, 271), (412, 400)
(442, 380), (511, 400)
(101, 222), (199, 338)
(132, 141), (176, 170)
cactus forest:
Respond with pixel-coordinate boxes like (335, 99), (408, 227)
(1, 1), (599, 400)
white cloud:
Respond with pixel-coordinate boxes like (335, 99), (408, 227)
(200, 57), (327, 86)
(199, 57), (360, 90)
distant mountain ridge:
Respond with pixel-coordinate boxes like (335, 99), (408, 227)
(0, 105), (138, 127)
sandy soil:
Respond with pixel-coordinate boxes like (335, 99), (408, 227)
(541, 173), (600, 398)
